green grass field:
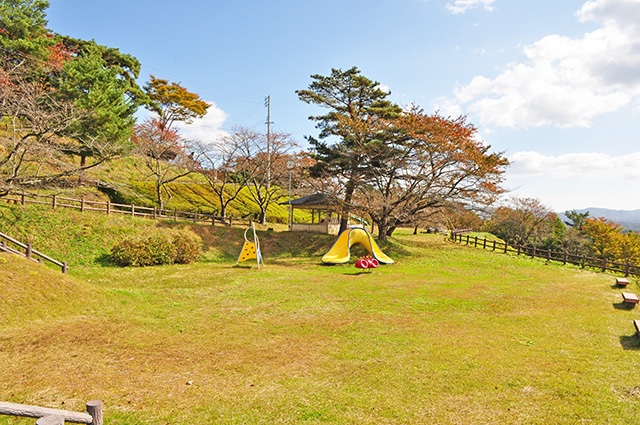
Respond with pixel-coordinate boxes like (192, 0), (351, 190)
(1, 213), (640, 424)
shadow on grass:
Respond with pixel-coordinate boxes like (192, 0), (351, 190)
(613, 301), (636, 311)
(94, 253), (120, 268)
(232, 264), (254, 269)
(620, 333), (640, 350)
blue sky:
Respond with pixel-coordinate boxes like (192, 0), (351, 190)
(46, 0), (640, 212)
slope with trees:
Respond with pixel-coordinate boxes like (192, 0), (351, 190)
(0, 0), (148, 194)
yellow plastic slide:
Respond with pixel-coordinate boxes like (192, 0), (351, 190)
(321, 227), (394, 264)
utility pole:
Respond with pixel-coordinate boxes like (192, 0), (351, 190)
(286, 159), (295, 231)
(265, 95), (273, 190)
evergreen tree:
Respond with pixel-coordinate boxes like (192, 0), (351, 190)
(297, 67), (401, 233)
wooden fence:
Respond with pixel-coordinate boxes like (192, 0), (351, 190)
(450, 231), (640, 278)
(0, 231), (68, 273)
(3, 192), (252, 228)
(0, 400), (102, 424)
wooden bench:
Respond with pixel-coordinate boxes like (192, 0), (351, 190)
(616, 277), (629, 286)
(622, 292), (639, 304)
(635, 320), (640, 335)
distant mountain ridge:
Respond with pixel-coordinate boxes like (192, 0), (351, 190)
(557, 208), (640, 232)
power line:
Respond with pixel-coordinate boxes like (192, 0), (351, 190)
(142, 64), (262, 103)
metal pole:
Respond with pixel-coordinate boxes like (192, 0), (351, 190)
(265, 95), (272, 190)
(288, 167), (292, 231)
(286, 159), (295, 231)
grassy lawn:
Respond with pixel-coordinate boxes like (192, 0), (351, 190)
(1, 229), (640, 424)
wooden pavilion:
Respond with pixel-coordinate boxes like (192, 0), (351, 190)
(283, 193), (341, 234)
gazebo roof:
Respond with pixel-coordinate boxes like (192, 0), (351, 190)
(281, 193), (340, 210)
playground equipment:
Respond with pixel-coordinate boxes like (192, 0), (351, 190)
(321, 227), (393, 265)
(236, 222), (265, 268)
(355, 256), (380, 273)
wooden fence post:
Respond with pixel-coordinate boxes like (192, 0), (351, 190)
(492, 240), (496, 251)
(81, 198), (85, 213)
(26, 243), (32, 259)
(474, 236), (478, 247)
(21, 191), (25, 205)
(153, 207), (157, 219)
(174, 209), (177, 222)
(106, 201), (111, 215)
(62, 262), (68, 274)
(52, 195), (56, 210)
(131, 204), (135, 217)
(626, 262), (631, 277)
(602, 259), (607, 273)
(194, 212), (198, 223)
(483, 238), (487, 249)
(86, 400), (103, 425)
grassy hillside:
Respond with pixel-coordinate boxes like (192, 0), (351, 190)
(1, 219), (639, 424)
(0, 203), (330, 267)
(6, 153), (311, 224)
(0, 252), (99, 327)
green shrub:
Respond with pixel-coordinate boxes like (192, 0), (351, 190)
(110, 230), (201, 267)
(172, 231), (202, 264)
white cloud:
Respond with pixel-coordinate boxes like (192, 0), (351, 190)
(175, 101), (229, 145)
(445, 0), (640, 129)
(508, 151), (640, 178)
(446, 0), (495, 14)
(505, 150), (640, 210)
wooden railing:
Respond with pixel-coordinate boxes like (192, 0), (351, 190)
(0, 400), (102, 424)
(0, 231), (68, 273)
(3, 192), (252, 228)
(450, 231), (640, 278)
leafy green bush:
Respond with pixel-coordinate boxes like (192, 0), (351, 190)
(111, 230), (201, 267)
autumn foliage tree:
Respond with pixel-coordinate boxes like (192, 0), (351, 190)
(144, 75), (210, 135)
(357, 107), (508, 239)
(298, 68), (508, 240)
(135, 76), (210, 209)
(581, 217), (640, 264)
(133, 118), (198, 210)
(487, 197), (558, 247)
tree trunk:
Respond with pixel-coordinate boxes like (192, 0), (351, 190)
(340, 180), (356, 234)
(78, 155), (86, 185)
(259, 207), (267, 225)
(377, 217), (388, 241)
(156, 181), (164, 210)
(386, 226), (396, 237)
